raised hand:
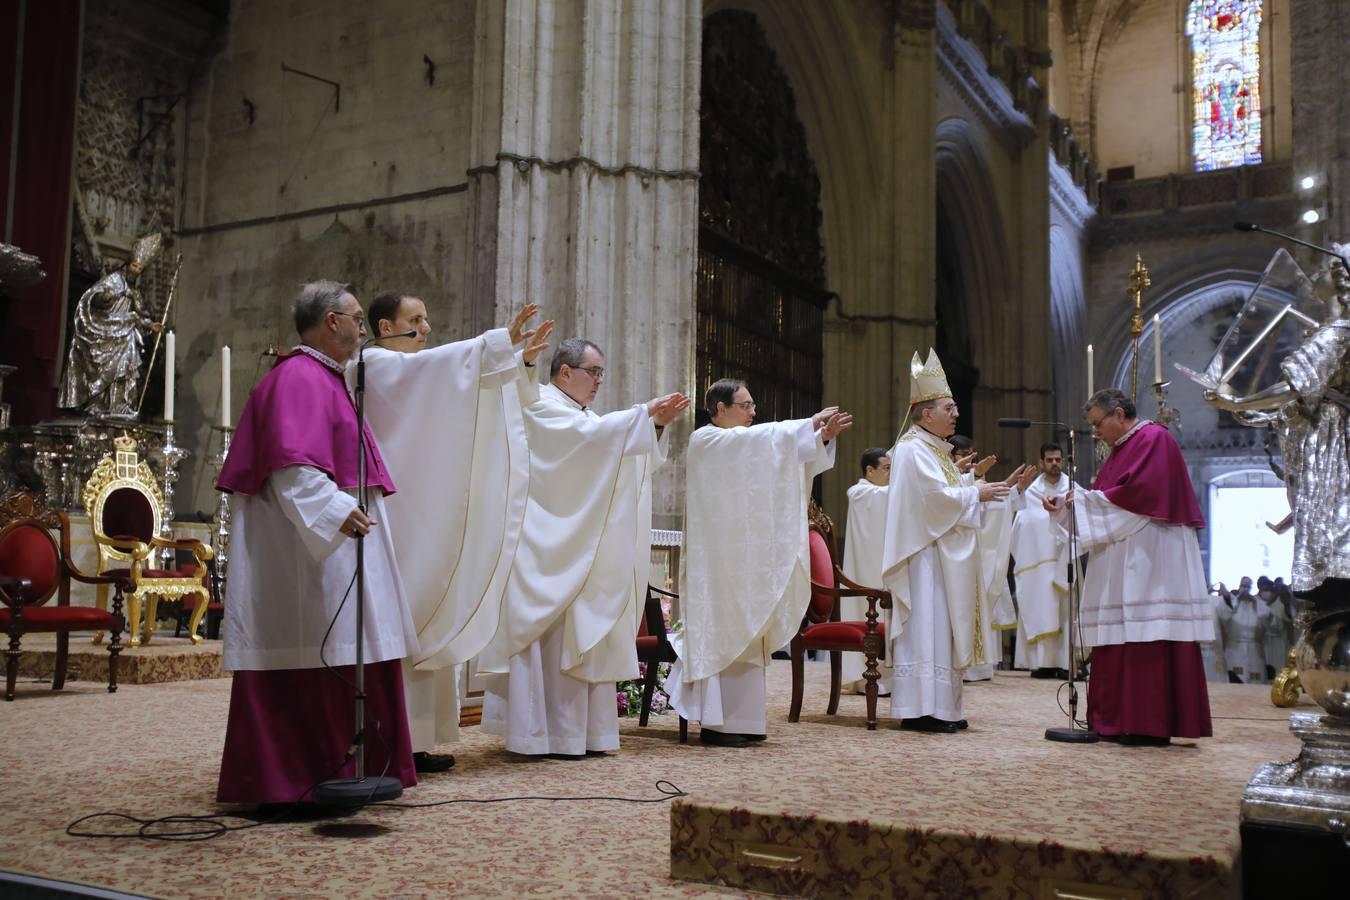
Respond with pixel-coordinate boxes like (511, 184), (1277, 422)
(978, 479), (1010, 502)
(820, 411), (854, 441)
(523, 319), (554, 364)
(648, 392), (691, 426)
(811, 406), (840, 431)
(1008, 463), (1037, 492)
(973, 455), (998, 478)
(508, 303), (541, 345)
(955, 451), (976, 473)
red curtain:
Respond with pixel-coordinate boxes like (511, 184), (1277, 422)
(0, 0), (83, 426)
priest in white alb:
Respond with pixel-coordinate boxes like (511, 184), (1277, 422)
(671, 379), (852, 747)
(881, 350), (1025, 733)
(840, 447), (892, 694)
(479, 338), (689, 757)
(359, 291), (552, 773)
(1011, 441), (1074, 679)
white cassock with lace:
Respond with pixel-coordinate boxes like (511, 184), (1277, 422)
(479, 382), (667, 755)
(670, 419), (835, 736)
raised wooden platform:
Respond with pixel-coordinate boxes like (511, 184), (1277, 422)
(669, 672), (1309, 899)
(13, 632), (225, 687)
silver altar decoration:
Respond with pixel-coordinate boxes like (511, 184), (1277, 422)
(157, 421), (187, 569)
(0, 242), (46, 293)
(1152, 380), (1181, 435)
(211, 426), (234, 591)
(1191, 245), (1350, 840)
(56, 232), (163, 418)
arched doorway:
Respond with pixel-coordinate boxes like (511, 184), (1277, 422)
(696, 10), (827, 428)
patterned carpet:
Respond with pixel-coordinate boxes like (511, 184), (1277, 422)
(0, 660), (1304, 899)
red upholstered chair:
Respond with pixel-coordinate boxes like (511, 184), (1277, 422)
(82, 436), (213, 646)
(0, 492), (129, 701)
(636, 584), (687, 742)
(173, 558), (224, 640)
(789, 501), (892, 730)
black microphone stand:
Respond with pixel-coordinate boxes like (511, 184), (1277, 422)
(1043, 423), (1098, 744)
(315, 332), (415, 806)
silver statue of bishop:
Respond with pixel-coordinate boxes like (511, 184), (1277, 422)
(57, 232), (164, 418)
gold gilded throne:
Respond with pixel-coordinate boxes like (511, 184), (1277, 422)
(85, 436), (214, 647)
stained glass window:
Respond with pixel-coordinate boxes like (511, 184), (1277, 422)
(1186, 1), (1263, 171)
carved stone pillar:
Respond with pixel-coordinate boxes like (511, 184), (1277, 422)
(466, 0), (702, 527)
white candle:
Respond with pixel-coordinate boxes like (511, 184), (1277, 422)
(221, 346), (232, 428)
(1153, 314), (1163, 384)
(163, 330), (175, 422)
(1087, 344), (1094, 397)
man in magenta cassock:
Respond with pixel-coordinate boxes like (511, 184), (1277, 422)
(1046, 388), (1214, 746)
(215, 280), (419, 806)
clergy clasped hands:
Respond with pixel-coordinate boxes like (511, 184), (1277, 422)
(811, 406), (855, 441)
(1041, 488), (1075, 513)
(648, 392), (692, 425)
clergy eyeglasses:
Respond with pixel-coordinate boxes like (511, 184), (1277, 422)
(573, 365), (605, 380)
(732, 400), (756, 410)
(332, 310), (367, 329)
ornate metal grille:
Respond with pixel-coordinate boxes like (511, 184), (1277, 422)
(697, 10), (826, 427)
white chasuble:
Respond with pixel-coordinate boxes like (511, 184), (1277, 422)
(679, 419), (836, 686)
(1051, 491), (1213, 648)
(1010, 475), (1072, 670)
(480, 382), (666, 682)
(840, 480), (892, 689)
(881, 427), (991, 671)
(224, 466), (416, 671)
(357, 329), (527, 750)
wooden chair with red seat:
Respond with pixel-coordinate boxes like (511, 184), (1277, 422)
(0, 491), (129, 701)
(173, 556), (224, 641)
(636, 584), (687, 742)
(82, 436), (214, 647)
(789, 500), (892, 730)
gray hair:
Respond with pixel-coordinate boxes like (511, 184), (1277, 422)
(293, 280), (353, 335)
(1083, 388), (1136, 419)
(549, 338), (602, 379)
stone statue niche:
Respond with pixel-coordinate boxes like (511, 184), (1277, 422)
(57, 231), (165, 419)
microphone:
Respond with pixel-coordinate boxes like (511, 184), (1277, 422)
(997, 417), (1031, 429)
(361, 330), (417, 348)
(1233, 221), (1350, 273)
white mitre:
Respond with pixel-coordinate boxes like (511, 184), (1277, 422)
(909, 348), (953, 405)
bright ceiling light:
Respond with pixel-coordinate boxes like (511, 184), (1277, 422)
(1300, 175), (1316, 190)
(1302, 209), (1322, 225)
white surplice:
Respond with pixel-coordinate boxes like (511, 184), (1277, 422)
(1011, 474), (1072, 671)
(671, 419), (835, 735)
(881, 427), (992, 721)
(357, 329), (527, 752)
(1219, 596), (1267, 683)
(840, 479), (892, 691)
(224, 466), (417, 672)
(965, 483), (1020, 682)
(1050, 491), (1213, 649)
(480, 382), (666, 755)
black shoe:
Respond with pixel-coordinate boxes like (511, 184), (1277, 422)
(413, 751), (456, 773)
(771, 650), (790, 660)
(1030, 667), (1058, 679)
(955, 719), (969, 730)
(699, 730), (751, 747)
(1119, 733), (1171, 747)
(543, 752), (587, 760)
(900, 716), (960, 734)
(738, 733), (767, 742)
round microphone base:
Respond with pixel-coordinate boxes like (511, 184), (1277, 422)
(313, 775), (404, 806)
(1045, 726), (1100, 744)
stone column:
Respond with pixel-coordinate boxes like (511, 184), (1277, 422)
(1290, 0), (1350, 249)
(467, 0), (702, 527)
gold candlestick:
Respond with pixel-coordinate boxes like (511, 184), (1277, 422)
(1127, 254), (1151, 405)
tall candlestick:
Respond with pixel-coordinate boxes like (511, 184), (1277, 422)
(1153, 315), (1162, 384)
(1087, 344), (1094, 397)
(163, 330), (175, 421)
(221, 346), (232, 427)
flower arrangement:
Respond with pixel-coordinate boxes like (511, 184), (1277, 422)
(617, 661), (672, 718)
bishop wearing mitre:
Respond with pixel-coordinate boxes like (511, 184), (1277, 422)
(478, 338), (689, 757)
(881, 350), (1018, 733)
(671, 379), (852, 747)
(358, 291), (552, 773)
